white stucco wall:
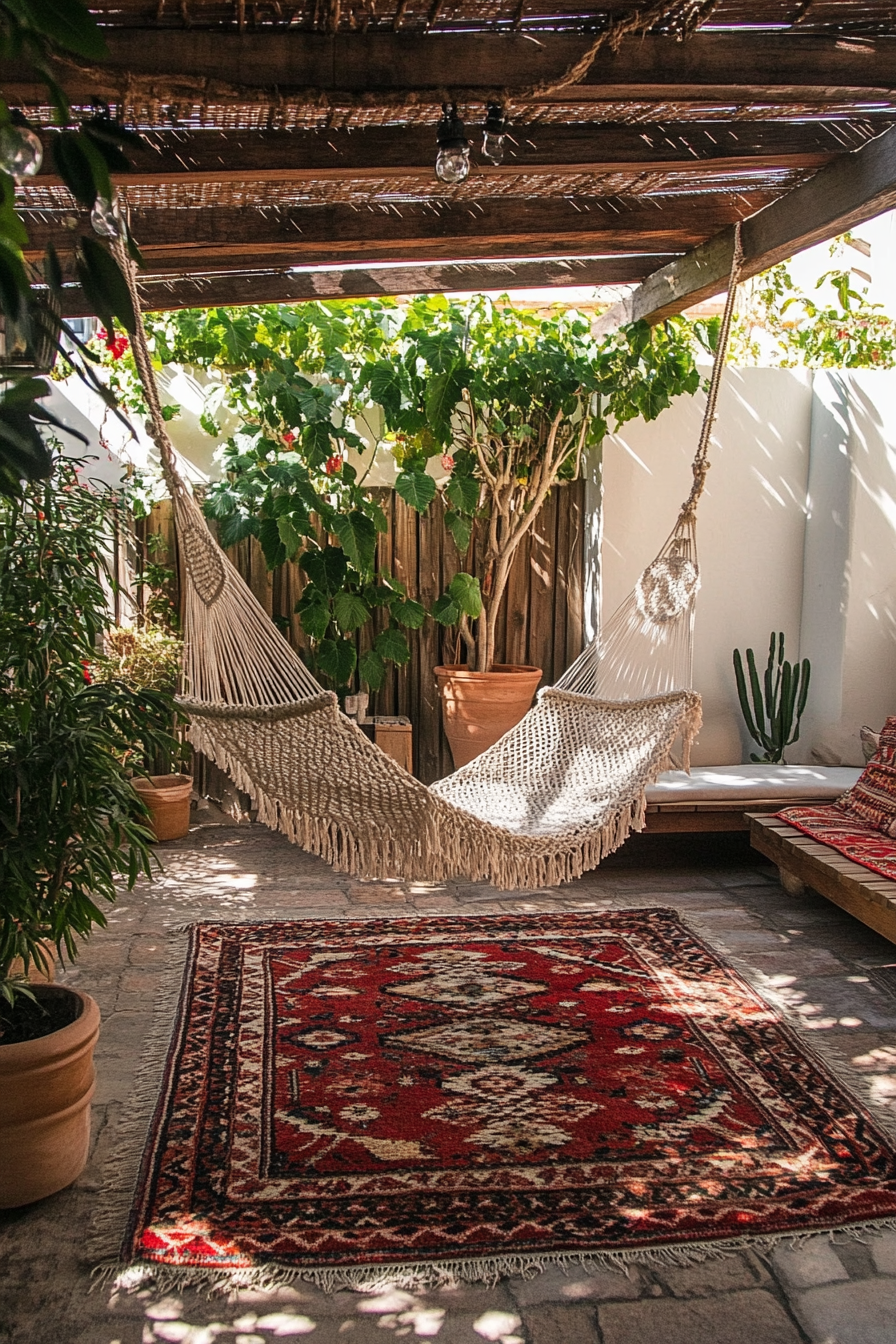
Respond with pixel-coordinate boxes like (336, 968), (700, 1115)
(599, 367), (814, 766)
(598, 367), (896, 767)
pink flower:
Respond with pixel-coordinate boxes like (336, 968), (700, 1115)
(441, 454), (455, 472)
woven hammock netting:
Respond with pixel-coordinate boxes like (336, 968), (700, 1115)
(118, 228), (740, 889)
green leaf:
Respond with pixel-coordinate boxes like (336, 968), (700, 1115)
(216, 511), (259, 549)
(21, 0), (109, 60)
(258, 517), (287, 569)
(52, 130), (111, 209)
(374, 627), (410, 665)
(444, 510), (472, 552)
(445, 472), (479, 514)
(317, 637), (357, 686)
(332, 511), (377, 576)
(333, 590), (370, 633)
(448, 570), (482, 618)
(359, 648), (386, 691)
(296, 592), (331, 641)
(301, 544), (347, 595)
(391, 598), (426, 629)
(75, 236), (137, 334)
(395, 468), (436, 513)
(424, 365), (463, 441)
(367, 361), (403, 417)
(431, 594), (460, 625)
(277, 513), (302, 558)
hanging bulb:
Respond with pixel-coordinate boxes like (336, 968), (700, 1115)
(435, 103), (471, 185)
(91, 195), (121, 239)
(0, 120), (43, 182)
(435, 144), (470, 184)
(481, 104), (506, 166)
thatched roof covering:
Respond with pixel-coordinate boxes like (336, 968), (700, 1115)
(9, 1), (896, 313)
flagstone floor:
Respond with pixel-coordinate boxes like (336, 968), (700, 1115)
(2, 806), (896, 1344)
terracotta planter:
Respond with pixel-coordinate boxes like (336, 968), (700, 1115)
(0, 986), (100, 1207)
(133, 773), (193, 841)
(9, 940), (55, 983)
(435, 664), (542, 769)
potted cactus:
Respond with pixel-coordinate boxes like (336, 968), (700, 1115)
(733, 631), (811, 764)
(0, 456), (178, 1206)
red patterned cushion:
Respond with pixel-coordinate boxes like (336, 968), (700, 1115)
(838, 716), (896, 836)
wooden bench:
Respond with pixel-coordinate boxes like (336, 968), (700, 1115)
(643, 765), (861, 835)
(748, 812), (896, 945)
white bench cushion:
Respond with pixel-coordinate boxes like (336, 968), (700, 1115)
(646, 764), (862, 805)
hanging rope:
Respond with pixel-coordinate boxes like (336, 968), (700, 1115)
(557, 221), (743, 700)
(678, 220), (744, 526)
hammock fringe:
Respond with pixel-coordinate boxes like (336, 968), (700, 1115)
(187, 693), (701, 889)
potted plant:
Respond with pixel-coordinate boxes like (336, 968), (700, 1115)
(95, 625), (192, 840)
(371, 299), (703, 765)
(0, 455), (178, 1207)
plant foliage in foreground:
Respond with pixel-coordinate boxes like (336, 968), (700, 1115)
(0, 457), (179, 1010)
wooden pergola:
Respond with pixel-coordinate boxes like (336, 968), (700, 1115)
(10, 0), (896, 323)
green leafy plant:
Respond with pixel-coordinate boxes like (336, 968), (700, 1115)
(0, 456), (179, 1011)
(733, 632), (811, 764)
(730, 236), (896, 369)
(0, 0), (145, 497)
(115, 297), (704, 691)
(374, 298), (704, 671)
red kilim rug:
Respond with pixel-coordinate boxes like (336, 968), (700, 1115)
(119, 910), (896, 1282)
(777, 805), (896, 882)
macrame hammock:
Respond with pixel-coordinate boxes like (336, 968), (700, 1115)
(118, 228), (741, 889)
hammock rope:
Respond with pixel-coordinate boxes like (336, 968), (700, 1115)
(116, 230), (741, 887)
(557, 222), (743, 701)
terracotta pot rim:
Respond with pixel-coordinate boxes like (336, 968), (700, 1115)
(0, 987), (99, 1067)
(132, 773), (193, 794)
(434, 664), (542, 679)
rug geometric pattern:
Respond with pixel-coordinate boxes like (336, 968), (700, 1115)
(777, 804), (896, 882)
(124, 910), (896, 1276)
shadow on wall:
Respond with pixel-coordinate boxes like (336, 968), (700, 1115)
(599, 366), (813, 767)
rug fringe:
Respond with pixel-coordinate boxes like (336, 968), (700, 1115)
(90, 1216), (896, 1298)
(85, 926), (194, 1269)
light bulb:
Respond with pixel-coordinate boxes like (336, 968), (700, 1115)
(481, 130), (505, 165)
(91, 195), (121, 239)
(435, 145), (470, 185)
(0, 123), (43, 181)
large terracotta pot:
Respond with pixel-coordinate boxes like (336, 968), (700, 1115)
(133, 773), (193, 841)
(0, 985), (100, 1208)
(435, 664), (542, 769)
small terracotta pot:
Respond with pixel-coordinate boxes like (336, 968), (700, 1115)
(133, 773), (193, 841)
(435, 664), (542, 769)
(0, 986), (100, 1208)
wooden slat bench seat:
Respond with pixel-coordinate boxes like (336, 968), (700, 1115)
(748, 812), (896, 945)
(643, 765), (861, 834)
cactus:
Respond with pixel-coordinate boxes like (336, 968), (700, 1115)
(733, 632), (811, 764)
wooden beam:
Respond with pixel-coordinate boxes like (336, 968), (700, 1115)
(22, 194), (759, 267)
(55, 254), (669, 316)
(11, 33), (896, 108)
(33, 121), (875, 187)
(594, 123), (896, 332)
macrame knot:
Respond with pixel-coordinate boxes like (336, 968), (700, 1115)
(635, 554), (700, 624)
(179, 519), (227, 606)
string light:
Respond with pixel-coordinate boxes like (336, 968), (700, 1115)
(0, 113), (43, 182)
(481, 104), (507, 166)
(91, 195), (122, 239)
(435, 103), (470, 185)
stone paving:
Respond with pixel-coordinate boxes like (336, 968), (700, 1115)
(3, 807), (896, 1344)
